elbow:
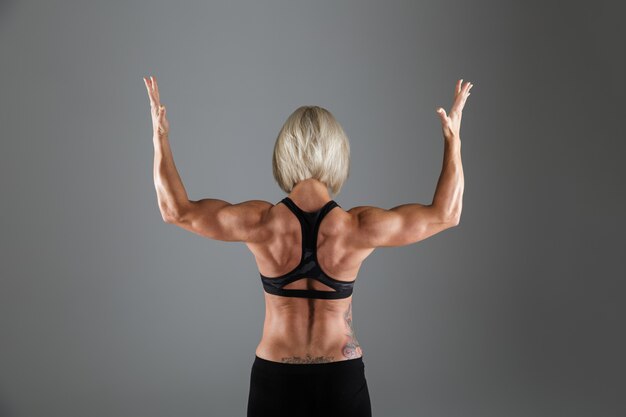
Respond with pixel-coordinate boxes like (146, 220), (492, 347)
(433, 203), (461, 227)
(162, 214), (178, 224)
(159, 201), (189, 224)
(444, 205), (462, 227)
(160, 207), (182, 224)
(440, 210), (461, 227)
(438, 213), (460, 227)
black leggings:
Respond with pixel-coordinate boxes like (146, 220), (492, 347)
(247, 355), (372, 417)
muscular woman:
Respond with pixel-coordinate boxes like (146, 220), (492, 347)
(143, 76), (473, 416)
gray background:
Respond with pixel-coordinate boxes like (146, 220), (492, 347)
(1, 0), (624, 416)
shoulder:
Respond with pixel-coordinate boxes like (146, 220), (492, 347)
(240, 199), (286, 243)
(344, 205), (384, 227)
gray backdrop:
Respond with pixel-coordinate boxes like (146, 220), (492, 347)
(1, 0), (624, 416)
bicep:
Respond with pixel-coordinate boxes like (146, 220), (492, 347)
(349, 203), (457, 248)
(171, 199), (271, 242)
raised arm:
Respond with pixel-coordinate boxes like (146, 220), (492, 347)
(143, 75), (271, 242)
(348, 79), (472, 248)
(143, 75), (188, 222)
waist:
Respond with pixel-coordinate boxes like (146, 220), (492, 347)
(253, 354), (364, 375)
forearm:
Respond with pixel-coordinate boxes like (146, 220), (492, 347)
(431, 137), (464, 222)
(153, 133), (189, 221)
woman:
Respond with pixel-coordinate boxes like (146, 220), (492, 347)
(143, 76), (472, 417)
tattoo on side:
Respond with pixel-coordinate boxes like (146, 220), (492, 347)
(280, 354), (336, 364)
(342, 302), (362, 359)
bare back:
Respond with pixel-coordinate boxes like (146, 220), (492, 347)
(245, 200), (375, 364)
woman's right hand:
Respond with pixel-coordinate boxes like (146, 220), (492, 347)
(143, 75), (170, 137)
(436, 79), (473, 142)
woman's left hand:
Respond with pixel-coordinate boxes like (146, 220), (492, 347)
(143, 75), (170, 137)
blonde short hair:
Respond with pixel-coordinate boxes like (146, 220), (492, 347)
(272, 105), (350, 197)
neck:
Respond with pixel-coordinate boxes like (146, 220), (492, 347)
(288, 179), (332, 210)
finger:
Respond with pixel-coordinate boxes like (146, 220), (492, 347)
(151, 76), (159, 101)
(151, 77), (161, 107)
(451, 97), (465, 115)
(455, 82), (473, 106)
(145, 76), (155, 99)
(462, 82), (473, 102)
(459, 81), (469, 97)
(143, 77), (152, 98)
(150, 76), (161, 109)
(456, 79), (463, 96)
(151, 76), (160, 103)
(144, 78), (157, 107)
(436, 107), (447, 121)
(457, 90), (470, 110)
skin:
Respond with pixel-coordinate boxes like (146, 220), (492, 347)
(143, 75), (472, 363)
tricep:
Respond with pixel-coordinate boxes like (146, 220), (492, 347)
(348, 203), (458, 248)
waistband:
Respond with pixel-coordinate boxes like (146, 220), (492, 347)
(253, 355), (364, 375)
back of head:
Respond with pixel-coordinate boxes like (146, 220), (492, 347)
(272, 105), (351, 197)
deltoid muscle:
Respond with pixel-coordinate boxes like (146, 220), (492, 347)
(342, 302), (361, 359)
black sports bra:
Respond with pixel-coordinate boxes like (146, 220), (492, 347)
(259, 197), (356, 300)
